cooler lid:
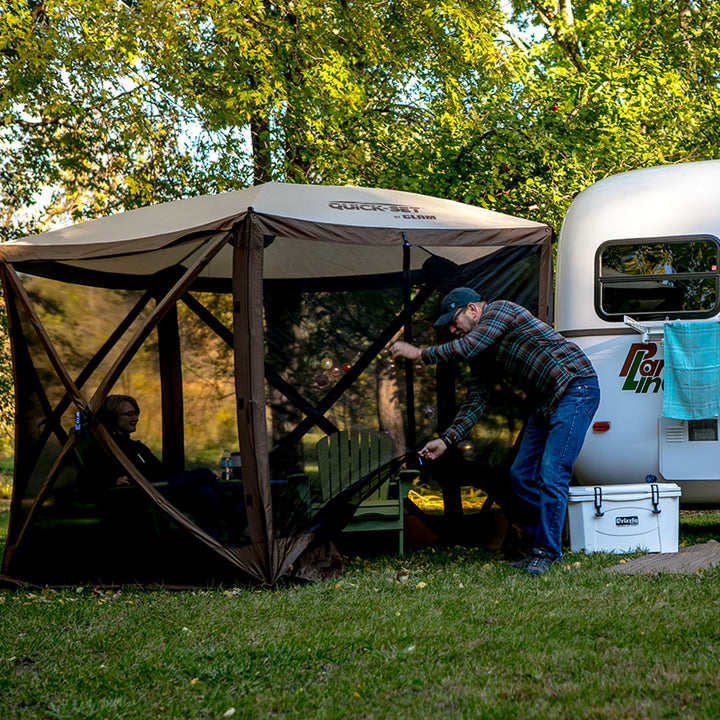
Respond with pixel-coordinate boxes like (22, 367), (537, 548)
(568, 483), (682, 501)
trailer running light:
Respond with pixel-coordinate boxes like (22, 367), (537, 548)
(592, 421), (611, 432)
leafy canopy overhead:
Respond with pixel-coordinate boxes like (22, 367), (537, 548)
(2, 0), (719, 239)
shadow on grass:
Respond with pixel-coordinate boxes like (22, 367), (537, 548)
(679, 509), (720, 545)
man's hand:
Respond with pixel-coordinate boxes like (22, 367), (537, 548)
(116, 475), (131, 486)
(419, 438), (448, 461)
(390, 341), (422, 361)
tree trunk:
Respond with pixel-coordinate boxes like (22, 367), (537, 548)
(376, 358), (405, 456)
(250, 112), (272, 185)
(530, 0), (584, 71)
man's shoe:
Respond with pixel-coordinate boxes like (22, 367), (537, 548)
(524, 554), (557, 576)
(510, 556), (533, 569)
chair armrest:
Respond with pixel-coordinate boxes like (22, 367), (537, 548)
(397, 469), (419, 499)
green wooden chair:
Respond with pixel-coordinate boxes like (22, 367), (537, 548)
(314, 429), (416, 555)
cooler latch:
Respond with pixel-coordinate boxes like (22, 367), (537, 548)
(593, 486), (604, 517)
(651, 483), (661, 514)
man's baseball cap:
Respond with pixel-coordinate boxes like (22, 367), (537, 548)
(433, 287), (484, 328)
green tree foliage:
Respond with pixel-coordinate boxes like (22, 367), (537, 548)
(4, 0), (717, 234)
(1, 0), (506, 237)
(489, 0), (720, 226)
(374, 0), (720, 228)
(4, 0), (720, 227)
(0, 291), (13, 456)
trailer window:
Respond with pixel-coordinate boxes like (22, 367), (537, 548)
(597, 237), (720, 320)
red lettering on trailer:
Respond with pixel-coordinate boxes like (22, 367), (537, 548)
(619, 343), (664, 393)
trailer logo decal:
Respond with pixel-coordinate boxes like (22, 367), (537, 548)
(619, 343), (664, 394)
(616, 516), (639, 526)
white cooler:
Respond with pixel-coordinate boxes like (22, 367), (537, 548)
(566, 483), (681, 554)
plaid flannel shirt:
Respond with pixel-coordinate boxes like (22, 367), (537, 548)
(421, 300), (596, 444)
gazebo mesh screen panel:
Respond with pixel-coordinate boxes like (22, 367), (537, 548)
(261, 244), (543, 534)
(2, 274), (255, 585)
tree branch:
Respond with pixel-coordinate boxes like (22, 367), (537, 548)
(529, 0), (584, 71)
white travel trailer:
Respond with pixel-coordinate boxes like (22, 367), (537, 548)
(555, 160), (720, 505)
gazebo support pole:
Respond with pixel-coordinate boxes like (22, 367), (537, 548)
(232, 214), (275, 580)
(158, 304), (185, 476)
(401, 233), (416, 449)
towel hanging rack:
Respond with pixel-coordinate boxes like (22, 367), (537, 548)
(623, 316), (668, 344)
(623, 316), (720, 344)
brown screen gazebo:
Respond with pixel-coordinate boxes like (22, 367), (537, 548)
(0, 182), (552, 587)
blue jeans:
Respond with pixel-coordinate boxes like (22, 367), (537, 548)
(510, 377), (600, 559)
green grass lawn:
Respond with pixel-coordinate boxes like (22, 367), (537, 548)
(1, 508), (720, 720)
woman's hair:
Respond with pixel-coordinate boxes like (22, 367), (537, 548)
(98, 394), (139, 429)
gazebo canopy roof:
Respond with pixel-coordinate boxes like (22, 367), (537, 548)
(1, 182), (551, 287)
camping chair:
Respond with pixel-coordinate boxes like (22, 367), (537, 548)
(72, 431), (171, 540)
(314, 430), (415, 555)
